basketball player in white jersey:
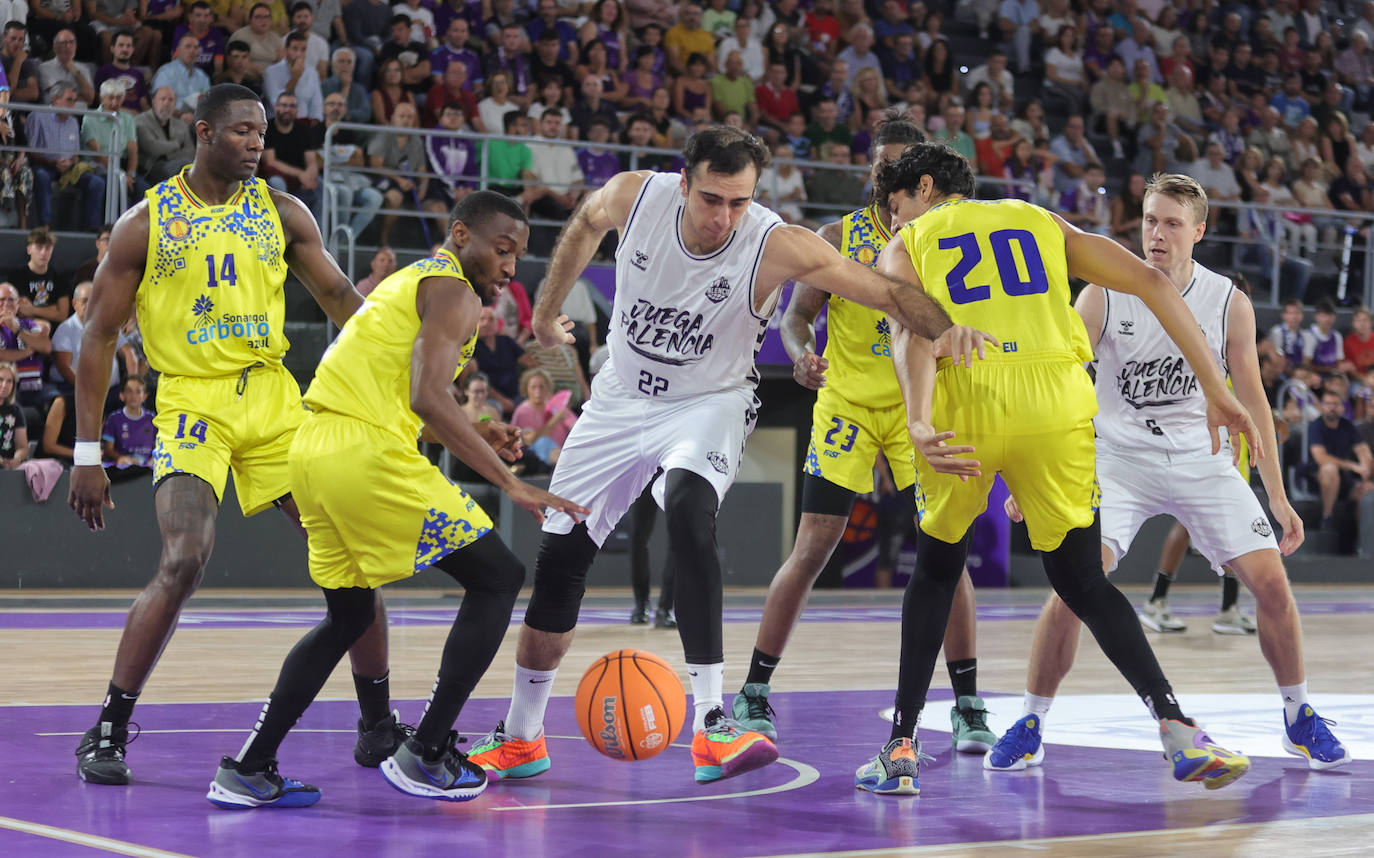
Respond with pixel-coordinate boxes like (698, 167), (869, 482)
(468, 126), (991, 785)
(986, 173), (1351, 773)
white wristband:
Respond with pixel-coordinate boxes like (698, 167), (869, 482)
(73, 441), (102, 467)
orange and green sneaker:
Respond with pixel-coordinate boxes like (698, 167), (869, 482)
(691, 707), (778, 784)
(467, 721), (551, 781)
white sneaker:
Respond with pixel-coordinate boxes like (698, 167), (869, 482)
(1212, 606), (1257, 635)
(1140, 598), (1187, 633)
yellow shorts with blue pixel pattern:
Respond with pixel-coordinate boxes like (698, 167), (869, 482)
(150, 364), (306, 516)
(289, 411), (493, 589)
(914, 360), (1099, 552)
(803, 385), (915, 495)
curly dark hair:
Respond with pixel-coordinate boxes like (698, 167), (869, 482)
(872, 142), (974, 211)
(870, 108), (926, 160)
(682, 125), (771, 183)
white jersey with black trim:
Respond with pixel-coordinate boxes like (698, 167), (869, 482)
(604, 171), (785, 400)
(1092, 261), (1235, 455)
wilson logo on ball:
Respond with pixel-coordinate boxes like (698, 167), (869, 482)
(600, 696), (625, 759)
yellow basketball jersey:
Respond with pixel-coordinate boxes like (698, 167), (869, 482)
(901, 197), (1093, 367)
(137, 168), (290, 377)
(305, 249), (477, 444)
(826, 205), (902, 408)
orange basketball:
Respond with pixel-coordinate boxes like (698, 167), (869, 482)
(575, 649), (686, 761)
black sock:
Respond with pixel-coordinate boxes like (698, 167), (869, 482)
(98, 682), (138, 728)
(746, 647), (780, 686)
(947, 658), (978, 700)
(353, 672), (391, 730)
(1220, 575), (1239, 611)
(1139, 681), (1185, 722)
(1150, 570), (1174, 603)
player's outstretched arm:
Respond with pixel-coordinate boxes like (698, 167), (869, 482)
(532, 170), (651, 348)
(69, 203), (148, 531)
(760, 224), (954, 340)
(412, 275), (589, 523)
(1225, 290), (1303, 554)
(1054, 212), (1260, 459)
(274, 189), (365, 327)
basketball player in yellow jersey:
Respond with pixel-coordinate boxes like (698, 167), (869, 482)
(853, 143), (1260, 796)
(206, 191), (587, 808)
(733, 114), (993, 755)
(67, 85), (392, 787)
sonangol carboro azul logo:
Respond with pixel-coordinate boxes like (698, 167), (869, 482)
(632, 250), (649, 270)
(600, 695), (625, 759)
(705, 276), (730, 303)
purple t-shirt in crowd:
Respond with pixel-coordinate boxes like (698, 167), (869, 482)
(1309, 325), (1343, 369)
(96, 64), (150, 112)
(577, 148), (620, 189)
(101, 407), (156, 466)
(426, 135), (479, 192)
(171, 24), (227, 76)
(0, 319), (46, 397)
(430, 43), (484, 85)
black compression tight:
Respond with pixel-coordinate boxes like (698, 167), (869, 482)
(664, 470), (724, 665)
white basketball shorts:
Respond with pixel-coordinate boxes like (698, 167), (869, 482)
(542, 366), (759, 546)
(1097, 445), (1279, 573)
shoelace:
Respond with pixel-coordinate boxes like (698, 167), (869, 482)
(958, 705), (990, 732)
(994, 720), (1038, 753)
(83, 721), (140, 757)
(1296, 712), (1340, 745)
(742, 692), (776, 723)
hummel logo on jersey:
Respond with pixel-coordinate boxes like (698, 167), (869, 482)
(632, 250), (650, 270)
(705, 276), (731, 303)
(706, 451), (729, 473)
(1119, 320), (1134, 336)
(1252, 517), (1273, 537)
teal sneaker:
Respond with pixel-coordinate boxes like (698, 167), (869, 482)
(950, 695), (996, 753)
(730, 682), (777, 741)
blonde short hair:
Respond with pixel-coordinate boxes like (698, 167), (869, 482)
(1144, 172), (1208, 225)
(0, 361), (17, 405)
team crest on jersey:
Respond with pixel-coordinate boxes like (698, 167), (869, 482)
(632, 250), (650, 270)
(1252, 517), (1273, 537)
(853, 243), (879, 266)
(164, 215), (192, 240)
(706, 451), (728, 473)
(705, 276), (731, 303)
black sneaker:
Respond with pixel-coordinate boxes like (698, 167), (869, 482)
(630, 602), (650, 624)
(354, 710), (415, 767)
(653, 608), (677, 629)
(76, 721), (136, 785)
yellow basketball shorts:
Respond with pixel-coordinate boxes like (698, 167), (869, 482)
(914, 360), (1099, 552)
(289, 411), (493, 589)
(150, 363), (306, 516)
(804, 384), (915, 494)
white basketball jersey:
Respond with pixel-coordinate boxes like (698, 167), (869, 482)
(605, 172), (785, 399)
(1093, 262), (1235, 454)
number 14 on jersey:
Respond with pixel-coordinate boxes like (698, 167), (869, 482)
(205, 254), (238, 289)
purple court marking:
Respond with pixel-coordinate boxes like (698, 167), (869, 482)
(5, 598), (1374, 630)
(3, 691), (1371, 857)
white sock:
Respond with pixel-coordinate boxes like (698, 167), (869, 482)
(1280, 681), (1309, 724)
(1023, 692), (1054, 725)
(504, 665), (558, 741)
(688, 662), (725, 733)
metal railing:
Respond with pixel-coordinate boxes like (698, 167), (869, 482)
(0, 101), (129, 227)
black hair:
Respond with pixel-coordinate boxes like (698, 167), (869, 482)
(188, 0), (211, 11)
(249, 2), (270, 15)
(686, 51), (707, 67)
(537, 28), (560, 41)
(390, 13), (411, 28)
(112, 28), (135, 43)
(682, 125), (770, 181)
(873, 142), (975, 210)
(284, 31), (307, 47)
(502, 111), (523, 132)
(870, 108), (925, 160)
(290, 1), (312, 14)
(1315, 298), (1337, 315)
(193, 83), (263, 128)
(3, 21), (24, 33)
(226, 39), (250, 54)
(451, 189), (529, 232)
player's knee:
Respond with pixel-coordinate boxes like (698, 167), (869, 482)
(524, 527), (596, 633)
(664, 470), (718, 557)
(323, 588), (376, 643)
(912, 530), (969, 586)
(1318, 462), (1339, 480)
(155, 545), (210, 597)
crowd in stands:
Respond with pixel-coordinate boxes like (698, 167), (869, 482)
(0, 0), (1366, 266)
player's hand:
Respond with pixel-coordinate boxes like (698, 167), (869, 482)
(1268, 497), (1305, 555)
(480, 420), (524, 461)
(507, 481), (588, 524)
(69, 464), (114, 532)
(532, 313), (575, 348)
(909, 420), (981, 481)
(1206, 389), (1262, 462)
(932, 325), (1000, 367)
(1003, 493), (1024, 522)
(793, 350), (827, 389)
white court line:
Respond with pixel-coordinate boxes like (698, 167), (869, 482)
(754, 813), (1374, 856)
(0, 816), (195, 858)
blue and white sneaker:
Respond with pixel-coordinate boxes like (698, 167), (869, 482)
(855, 737), (929, 796)
(206, 757), (321, 809)
(1284, 705), (1352, 770)
(1160, 718), (1250, 790)
(381, 733), (488, 801)
(983, 714), (1045, 771)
